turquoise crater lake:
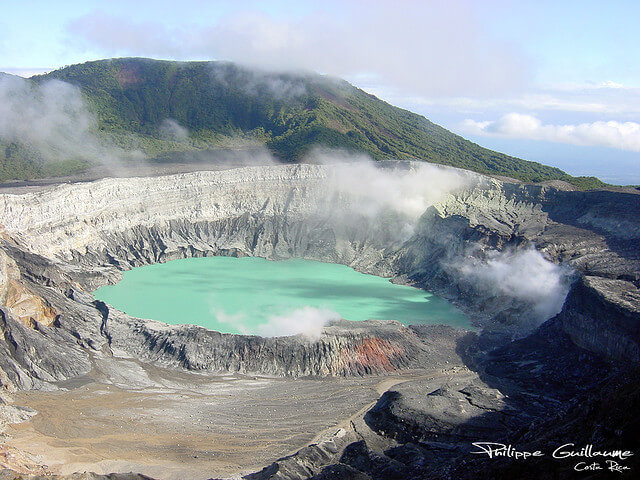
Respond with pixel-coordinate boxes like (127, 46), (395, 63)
(94, 257), (470, 336)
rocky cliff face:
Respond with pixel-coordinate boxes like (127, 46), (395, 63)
(0, 163), (638, 480)
(398, 179), (640, 359)
(0, 164), (405, 290)
(0, 163), (427, 389)
(0, 163), (637, 392)
(557, 275), (640, 363)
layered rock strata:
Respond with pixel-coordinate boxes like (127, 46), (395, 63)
(0, 163), (637, 480)
(0, 163), (637, 390)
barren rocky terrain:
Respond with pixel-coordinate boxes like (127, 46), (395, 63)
(0, 162), (637, 479)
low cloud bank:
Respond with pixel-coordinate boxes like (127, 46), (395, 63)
(451, 247), (573, 325)
(462, 112), (640, 152)
(318, 153), (476, 219)
(214, 306), (340, 340)
(68, 3), (528, 97)
(0, 75), (132, 165)
(210, 65), (308, 100)
(308, 150), (479, 243)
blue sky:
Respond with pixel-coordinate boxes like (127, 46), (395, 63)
(1, 0), (639, 184)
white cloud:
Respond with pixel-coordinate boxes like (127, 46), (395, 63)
(213, 309), (248, 332)
(375, 88), (640, 117)
(544, 80), (630, 91)
(315, 152), (477, 220)
(214, 306), (339, 340)
(461, 113), (640, 152)
(66, 2), (529, 97)
(359, 78), (640, 129)
(598, 80), (624, 89)
(0, 75), (135, 165)
(304, 152), (479, 244)
(451, 247), (572, 326)
(256, 307), (340, 340)
(0, 67), (53, 78)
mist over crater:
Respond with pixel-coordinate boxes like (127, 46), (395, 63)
(0, 157), (575, 338)
(0, 152), (637, 480)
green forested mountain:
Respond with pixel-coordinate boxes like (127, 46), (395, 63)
(0, 58), (606, 188)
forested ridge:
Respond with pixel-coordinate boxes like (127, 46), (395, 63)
(0, 58), (607, 188)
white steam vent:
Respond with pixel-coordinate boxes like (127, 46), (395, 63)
(452, 246), (573, 325)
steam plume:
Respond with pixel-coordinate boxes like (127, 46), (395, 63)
(319, 153), (477, 219)
(159, 118), (189, 142)
(214, 306), (340, 340)
(308, 150), (480, 243)
(0, 75), (129, 166)
(450, 246), (573, 325)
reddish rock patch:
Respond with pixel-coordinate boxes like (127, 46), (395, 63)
(341, 337), (406, 374)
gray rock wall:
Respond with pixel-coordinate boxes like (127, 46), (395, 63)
(0, 163), (637, 390)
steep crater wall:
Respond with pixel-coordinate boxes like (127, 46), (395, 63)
(0, 165), (403, 288)
(0, 163), (467, 388)
(399, 181), (640, 362)
(0, 163), (638, 390)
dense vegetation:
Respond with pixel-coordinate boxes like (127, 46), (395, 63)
(0, 58), (609, 188)
(0, 141), (90, 181)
